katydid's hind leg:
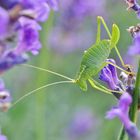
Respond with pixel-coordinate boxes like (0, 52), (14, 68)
(88, 79), (111, 94)
(97, 16), (112, 39)
(88, 79), (122, 95)
(92, 79), (122, 94)
(97, 17), (132, 70)
(96, 17), (101, 43)
(98, 17), (131, 70)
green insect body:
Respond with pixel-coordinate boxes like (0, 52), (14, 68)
(76, 40), (111, 91)
(75, 17), (120, 91)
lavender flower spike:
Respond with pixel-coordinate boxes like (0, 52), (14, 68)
(106, 92), (140, 139)
(99, 59), (119, 90)
(0, 134), (7, 140)
(15, 17), (41, 55)
(128, 32), (140, 55)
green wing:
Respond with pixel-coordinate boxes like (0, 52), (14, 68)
(111, 24), (120, 48)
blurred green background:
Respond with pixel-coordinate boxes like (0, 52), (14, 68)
(0, 1), (140, 140)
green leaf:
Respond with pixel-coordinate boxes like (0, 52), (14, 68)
(111, 24), (120, 48)
(76, 40), (111, 91)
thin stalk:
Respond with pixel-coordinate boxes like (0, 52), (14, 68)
(117, 126), (127, 140)
(34, 11), (54, 140)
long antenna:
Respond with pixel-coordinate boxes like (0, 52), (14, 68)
(11, 80), (74, 108)
(22, 64), (74, 82)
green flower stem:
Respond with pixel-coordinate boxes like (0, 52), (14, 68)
(35, 12), (54, 140)
(117, 126), (127, 140)
(129, 60), (140, 123)
(117, 61), (140, 140)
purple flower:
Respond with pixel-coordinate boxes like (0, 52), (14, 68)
(67, 108), (99, 140)
(106, 92), (140, 139)
(0, 0), (19, 9)
(0, 7), (9, 39)
(15, 17), (41, 55)
(0, 0), (57, 72)
(46, 0), (59, 11)
(99, 59), (119, 90)
(20, 0), (51, 22)
(34, 2), (50, 22)
(70, 110), (94, 135)
(0, 51), (28, 73)
(0, 134), (7, 140)
(0, 79), (12, 111)
(128, 32), (140, 55)
(0, 0), (51, 71)
(125, 0), (140, 18)
(106, 92), (132, 124)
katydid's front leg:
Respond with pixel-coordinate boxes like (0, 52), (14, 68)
(105, 61), (135, 76)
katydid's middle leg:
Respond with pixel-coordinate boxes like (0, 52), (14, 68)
(105, 61), (135, 76)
